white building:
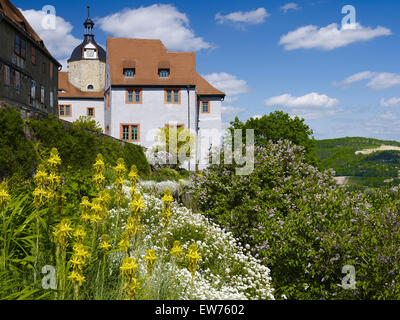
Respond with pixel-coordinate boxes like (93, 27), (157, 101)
(58, 9), (225, 170)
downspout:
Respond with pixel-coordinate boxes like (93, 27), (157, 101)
(186, 85), (191, 170)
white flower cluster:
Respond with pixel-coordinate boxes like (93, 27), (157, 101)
(123, 186), (274, 300)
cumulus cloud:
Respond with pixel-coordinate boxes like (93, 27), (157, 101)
(279, 23), (391, 51)
(380, 97), (400, 107)
(264, 92), (339, 108)
(215, 8), (269, 26)
(20, 9), (81, 61)
(281, 3), (300, 13)
(203, 72), (250, 103)
(335, 71), (400, 90)
(97, 4), (212, 52)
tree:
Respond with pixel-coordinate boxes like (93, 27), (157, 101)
(228, 111), (319, 166)
(72, 116), (103, 134)
(152, 127), (196, 169)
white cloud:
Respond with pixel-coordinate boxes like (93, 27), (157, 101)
(20, 9), (81, 60)
(251, 115), (262, 120)
(264, 92), (339, 108)
(215, 8), (269, 26)
(380, 97), (400, 107)
(335, 71), (400, 90)
(367, 73), (400, 90)
(203, 72), (250, 101)
(281, 3), (300, 13)
(97, 4), (212, 51)
(279, 23), (391, 51)
(221, 105), (246, 115)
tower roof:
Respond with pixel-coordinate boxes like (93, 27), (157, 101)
(68, 6), (106, 62)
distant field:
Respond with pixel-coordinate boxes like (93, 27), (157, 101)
(316, 137), (400, 189)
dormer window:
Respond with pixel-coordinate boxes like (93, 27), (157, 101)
(87, 85), (94, 90)
(159, 69), (170, 78)
(124, 69), (135, 78)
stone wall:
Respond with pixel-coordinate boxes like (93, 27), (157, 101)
(68, 59), (105, 92)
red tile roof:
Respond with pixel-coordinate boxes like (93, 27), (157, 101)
(58, 72), (104, 99)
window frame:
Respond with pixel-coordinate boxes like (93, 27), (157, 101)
(125, 89), (142, 104)
(159, 69), (170, 78)
(164, 89), (181, 104)
(124, 68), (135, 78)
(4, 65), (10, 86)
(58, 104), (72, 117)
(120, 124), (140, 142)
(87, 107), (95, 118)
(31, 47), (36, 65)
(200, 100), (210, 114)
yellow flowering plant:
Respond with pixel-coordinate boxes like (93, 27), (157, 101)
(0, 181), (10, 271)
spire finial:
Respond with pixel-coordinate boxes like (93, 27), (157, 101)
(87, 5), (90, 18)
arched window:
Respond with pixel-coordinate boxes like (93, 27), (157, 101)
(87, 85), (94, 90)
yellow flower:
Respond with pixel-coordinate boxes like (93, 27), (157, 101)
(115, 158), (127, 178)
(47, 172), (61, 190)
(120, 257), (138, 279)
(33, 165), (48, 187)
(53, 219), (73, 249)
(162, 207), (172, 228)
(93, 173), (105, 190)
(162, 189), (174, 205)
(99, 190), (111, 207)
(128, 165), (139, 184)
(93, 154), (105, 173)
(144, 249), (157, 275)
(68, 271), (86, 286)
(99, 234), (112, 251)
(123, 277), (140, 299)
(118, 231), (131, 252)
(0, 182), (11, 209)
(73, 243), (91, 261)
(33, 187), (47, 208)
(186, 244), (201, 277)
(129, 193), (145, 215)
(48, 148), (61, 169)
(170, 240), (183, 259)
(73, 225), (87, 243)
(81, 212), (91, 224)
(80, 196), (92, 211)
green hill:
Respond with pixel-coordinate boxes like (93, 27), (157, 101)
(316, 137), (400, 189)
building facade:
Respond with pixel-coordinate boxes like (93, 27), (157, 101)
(59, 10), (225, 170)
(0, 0), (60, 117)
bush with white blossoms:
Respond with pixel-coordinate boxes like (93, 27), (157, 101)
(109, 185), (274, 300)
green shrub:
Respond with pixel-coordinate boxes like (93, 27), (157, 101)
(0, 107), (36, 179)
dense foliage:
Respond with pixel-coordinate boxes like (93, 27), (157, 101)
(316, 137), (400, 189)
(189, 140), (400, 299)
(0, 107), (36, 180)
(229, 111), (319, 166)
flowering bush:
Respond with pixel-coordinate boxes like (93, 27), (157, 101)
(189, 140), (400, 299)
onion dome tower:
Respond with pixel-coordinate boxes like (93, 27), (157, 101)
(67, 6), (106, 92)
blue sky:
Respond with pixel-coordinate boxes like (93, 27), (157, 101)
(13, 0), (400, 141)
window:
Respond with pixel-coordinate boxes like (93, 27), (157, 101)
(59, 105), (71, 117)
(30, 80), (36, 99)
(165, 89), (180, 104)
(124, 69), (135, 78)
(42, 62), (46, 74)
(201, 101), (210, 113)
(120, 124), (140, 142)
(87, 85), (94, 90)
(126, 89), (142, 104)
(31, 47), (36, 65)
(49, 62), (53, 79)
(50, 91), (54, 108)
(14, 35), (26, 58)
(87, 107), (95, 117)
(14, 71), (21, 91)
(40, 86), (45, 103)
(165, 123), (184, 130)
(4, 65), (10, 85)
(159, 69), (170, 78)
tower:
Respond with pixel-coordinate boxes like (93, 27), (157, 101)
(67, 6), (106, 92)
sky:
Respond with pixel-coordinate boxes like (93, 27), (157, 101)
(12, 0), (400, 141)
